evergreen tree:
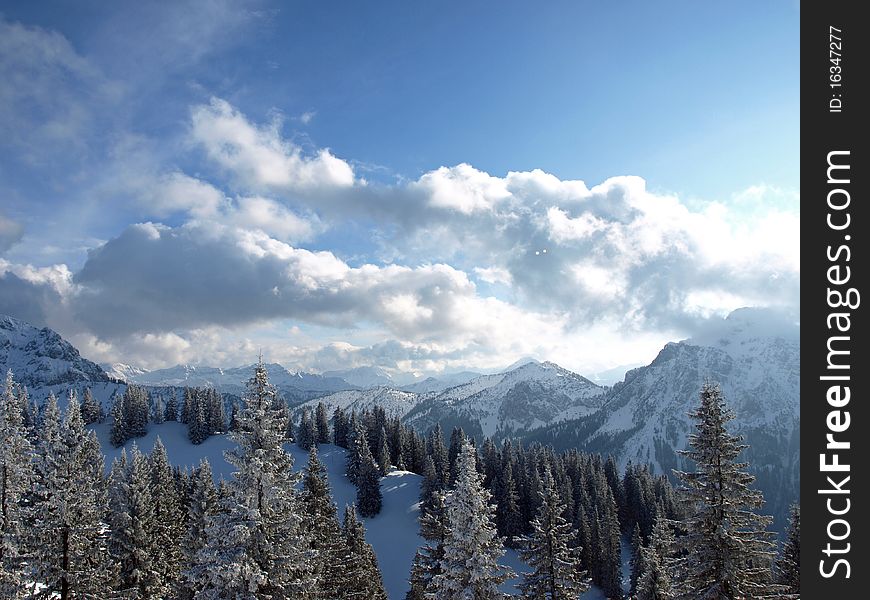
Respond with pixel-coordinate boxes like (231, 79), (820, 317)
(81, 387), (104, 424)
(315, 402), (331, 445)
(376, 425), (392, 477)
(407, 490), (449, 600)
(150, 438), (185, 596)
(109, 393), (127, 447)
(0, 370), (32, 598)
(775, 504), (800, 597)
(29, 397), (115, 599)
(186, 360), (310, 599)
(333, 406), (349, 448)
(153, 394), (166, 424)
(672, 383), (782, 599)
(516, 466), (589, 600)
(298, 407), (317, 450)
(164, 391), (179, 422)
(630, 523), (644, 596)
(357, 438), (383, 518)
(495, 461), (524, 548)
(342, 504), (388, 599)
(636, 509), (675, 600)
(431, 441), (513, 599)
(346, 417), (369, 486)
(109, 445), (161, 598)
(206, 389), (226, 433)
(301, 446), (346, 598)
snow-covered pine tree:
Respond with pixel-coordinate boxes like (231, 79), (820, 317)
(315, 402), (330, 445)
(635, 508), (675, 600)
(342, 504), (388, 600)
(29, 396), (115, 599)
(333, 406), (349, 448)
(125, 385), (150, 439)
(431, 440), (513, 599)
(153, 394), (166, 424)
(0, 370), (32, 599)
(495, 461), (523, 548)
(775, 504), (800, 597)
(81, 387), (104, 424)
(376, 425), (391, 477)
(181, 387), (194, 425)
(110, 393), (127, 447)
(356, 434), (383, 518)
(671, 382), (782, 599)
(109, 444), (161, 598)
(297, 407), (316, 450)
(407, 489), (449, 600)
(629, 523), (644, 596)
(301, 446), (347, 598)
(346, 417), (368, 486)
(150, 438), (185, 596)
(206, 389), (226, 433)
(190, 360), (310, 599)
(164, 391), (179, 422)
(516, 465), (589, 600)
(179, 459), (218, 599)
(189, 398), (209, 445)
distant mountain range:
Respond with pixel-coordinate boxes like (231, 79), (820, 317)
(1, 308), (799, 530)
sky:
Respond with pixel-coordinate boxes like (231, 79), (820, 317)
(0, 0), (800, 378)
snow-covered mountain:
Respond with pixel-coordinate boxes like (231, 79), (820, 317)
(398, 370), (481, 394)
(323, 366), (394, 388)
(110, 361), (357, 405)
(528, 307), (799, 531)
(404, 361), (607, 438)
(1, 315), (113, 388)
(295, 386), (424, 419)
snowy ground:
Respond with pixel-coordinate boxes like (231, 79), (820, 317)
(92, 422), (613, 599)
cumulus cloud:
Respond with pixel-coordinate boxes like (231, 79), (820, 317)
(190, 98), (355, 191)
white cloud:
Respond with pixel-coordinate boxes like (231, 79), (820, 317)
(413, 163), (511, 213)
(0, 213), (24, 254)
(190, 97), (354, 191)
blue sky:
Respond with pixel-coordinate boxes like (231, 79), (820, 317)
(0, 0), (799, 376)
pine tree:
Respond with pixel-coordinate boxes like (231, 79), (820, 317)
(342, 504), (388, 599)
(636, 509), (675, 600)
(153, 394), (166, 424)
(630, 523), (644, 596)
(407, 490), (449, 600)
(206, 389), (226, 433)
(301, 446), (346, 598)
(81, 387), (104, 424)
(516, 466), (589, 599)
(775, 504), (800, 597)
(495, 461), (523, 548)
(376, 425), (391, 477)
(29, 396), (115, 599)
(110, 393), (127, 447)
(0, 370), (32, 599)
(357, 438), (383, 518)
(150, 438), (184, 596)
(186, 360), (311, 599)
(315, 402), (331, 445)
(298, 407), (317, 450)
(109, 445), (161, 598)
(671, 383), (782, 599)
(333, 406), (349, 448)
(431, 441), (513, 599)
(164, 391), (179, 422)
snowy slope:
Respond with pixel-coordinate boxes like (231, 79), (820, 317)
(1, 315), (113, 388)
(323, 366), (394, 388)
(404, 361), (607, 438)
(94, 421), (609, 599)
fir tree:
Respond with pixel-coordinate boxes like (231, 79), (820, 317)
(109, 394), (127, 447)
(164, 392), (179, 422)
(187, 360), (310, 599)
(357, 439), (383, 518)
(775, 504), (800, 597)
(376, 425), (392, 477)
(150, 438), (185, 596)
(298, 407), (317, 450)
(342, 504), (388, 599)
(671, 383), (782, 599)
(630, 523), (644, 596)
(109, 445), (161, 598)
(0, 370), (32, 598)
(407, 490), (449, 600)
(81, 387), (104, 424)
(315, 402), (331, 445)
(516, 466), (589, 600)
(333, 406), (349, 448)
(635, 509), (675, 600)
(29, 397), (115, 599)
(495, 461), (524, 548)
(431, 441), (513, 599)
(301, 446), (346, 598)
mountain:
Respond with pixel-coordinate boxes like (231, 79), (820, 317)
(398, 370), (481, 393)
(115, 361), (357, 405)
(295, 386), (423, 420)
(527, 307), (799, 531)
(323, 366), (394, 388)
(403, 361), (607, 439)
(1, 314), (113, 388)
